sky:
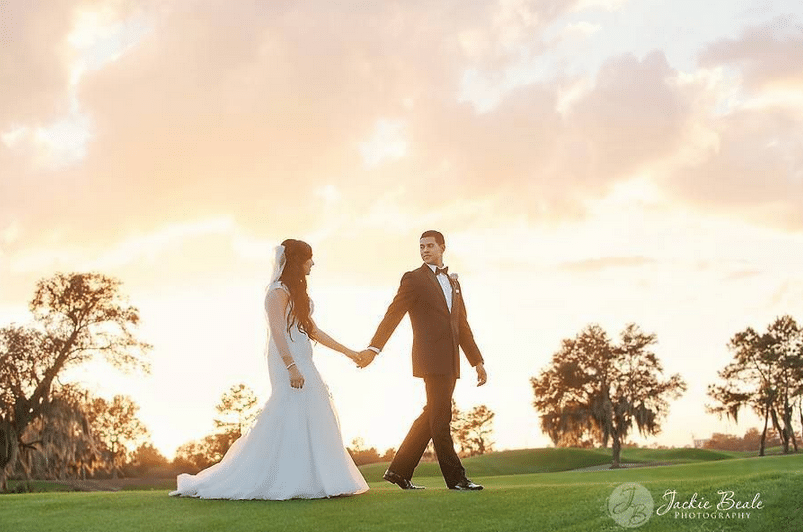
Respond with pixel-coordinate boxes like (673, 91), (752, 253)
(1, 0), (803, 460)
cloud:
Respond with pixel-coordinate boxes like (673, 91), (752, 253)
(4, 0), (803, 263)
(1, 113), (92, 169)
(563, 21), (601, 39)
(0, 1), (75, 126)
(573, 0), (629, 12)
(666, 106), (803, 229)
(558, 256), (656, 273)
(388, 50), (700, 221)
(2, 0), (594, 248)
(562, 50), (694, 184)
(627, 16), (802, 231)
(358, 119), (408, 168)
(699, 15), (803, 90)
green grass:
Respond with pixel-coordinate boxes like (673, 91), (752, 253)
(358, 446), (752, 483)
(359, 447), (621, 482)
(614, 447), (743, 463)
(5, 447), (775, 492)
(2, 450), (802, 532)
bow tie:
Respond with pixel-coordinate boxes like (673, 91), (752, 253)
(435, 266), (449, 276)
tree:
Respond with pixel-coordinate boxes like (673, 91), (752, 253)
(409, 401), (496, 461)
(173, 431), (239, 473)
(347, 437), (382, 466)
(707, 316), (803, 456)
(451, 400), (495, 457)
(765, 317), (803, 453)
(381, 447), (395, 462)
(0, 272), (151, 491)
(88, 395), (149, 478)
(213, 383), (260, 455)
(11, 383), (103, 481)
(702, 427), (782, 452)
(172, 384), (261, 474)
(531, 323), (686, 468)
(173, 439), (214, 473)
(419, 441), (434, 461)
(128, 442), (170, 476)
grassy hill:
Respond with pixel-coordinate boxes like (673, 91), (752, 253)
(612, 446), (743, 463)
(7, 446), (760, 493)
(2, 451), (802, 532)
(357, 446), (746, 483)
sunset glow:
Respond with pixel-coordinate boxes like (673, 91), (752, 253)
(2, 0), (802, 460)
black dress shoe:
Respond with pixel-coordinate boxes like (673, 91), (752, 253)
(383, 469), (425, 490)
(449, 479), (484, 491)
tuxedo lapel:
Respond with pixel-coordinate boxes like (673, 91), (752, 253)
(448, 277), (460, 350)
(446, 274), (458, 308)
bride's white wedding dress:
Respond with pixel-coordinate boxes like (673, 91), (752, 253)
(169, 282), (369, 500)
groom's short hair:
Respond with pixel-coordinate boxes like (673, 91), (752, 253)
(420, 230), (445, 246)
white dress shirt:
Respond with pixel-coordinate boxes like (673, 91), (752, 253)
(427, 263), (453, 312)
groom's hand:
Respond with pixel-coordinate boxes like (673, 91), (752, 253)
(357, 349), (376, 368)
(475, 363), (487, 386)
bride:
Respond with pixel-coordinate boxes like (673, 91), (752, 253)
(170, 239), (369, 500)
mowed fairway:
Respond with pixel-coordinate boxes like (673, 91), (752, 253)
(2, 449), (802, 532)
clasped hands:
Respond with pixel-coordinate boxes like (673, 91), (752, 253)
(345, 349), (377, 368)
(345, 350), (487, 386)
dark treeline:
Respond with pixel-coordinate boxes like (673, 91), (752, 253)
(701, 427), (783, 452)
(531, 318), (803, 467)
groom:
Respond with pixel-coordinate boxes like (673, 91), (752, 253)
(358, 230), (487, 491)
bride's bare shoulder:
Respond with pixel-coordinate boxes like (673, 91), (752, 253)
(265, 283), (290, 306)
(266, 281), (290, 293)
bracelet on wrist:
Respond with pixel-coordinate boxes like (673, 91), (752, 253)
(286, 362), (296, 370)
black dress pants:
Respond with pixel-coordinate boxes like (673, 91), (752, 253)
(388, 374), (465, 486)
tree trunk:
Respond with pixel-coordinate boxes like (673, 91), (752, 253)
(759, 406), (769, 457)
(610, 432), (622, 469)
(782, 393), (797, 452)
(799, 399), (803, 451)
(770, 408), (790, 454)
(0, 422), (19, 493)
(785, 401), (798, 452)
(476, 437), (485, 456)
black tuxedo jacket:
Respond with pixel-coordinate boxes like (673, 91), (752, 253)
(370, 264), (484, 378)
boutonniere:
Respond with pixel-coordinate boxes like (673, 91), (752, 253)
(450, 273), (460, 293)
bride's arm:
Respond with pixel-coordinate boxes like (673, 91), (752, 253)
(266, 288), (298, 369)
(309, 321), (359, 361)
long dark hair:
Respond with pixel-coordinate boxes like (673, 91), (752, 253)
(279, 239), (314, 337)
